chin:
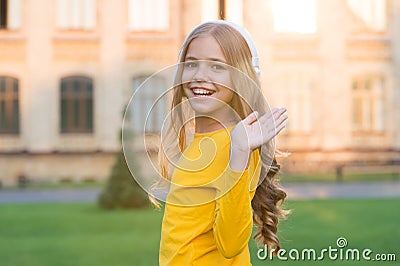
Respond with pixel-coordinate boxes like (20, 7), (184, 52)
(188, 102), (214, 115)
(188, 99), (229, 116)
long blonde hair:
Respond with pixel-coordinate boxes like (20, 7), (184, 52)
(153, 22), (288, 252)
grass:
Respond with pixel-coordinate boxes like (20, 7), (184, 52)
(0, 204), (163, 266)
(250, 199), (399, 265)
(0, 199), (398, 266)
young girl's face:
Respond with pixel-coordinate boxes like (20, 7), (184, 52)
(181, 35), (234, 116)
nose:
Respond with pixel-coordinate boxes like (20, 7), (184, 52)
(192, 62), (209, 82)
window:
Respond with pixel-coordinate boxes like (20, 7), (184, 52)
(0, 0), (6, 28)
(347, 0), (387, 32)
(60, 76), (93, 133)
(276, 74), (313, 132)
(352, 75), (384, 132)
(129, 75), (167, 133)
(271, 0), (317, 34)
(0, 76), (19, 134)
(128, 0), (169, 31)
(57, 0), (96, 30)
(0, 0), (22, 30)
(202, 0), (243, 25)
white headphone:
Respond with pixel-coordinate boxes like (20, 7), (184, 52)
(179, 20), (260, 76)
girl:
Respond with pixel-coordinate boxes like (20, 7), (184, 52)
(154, 20), (288, 265)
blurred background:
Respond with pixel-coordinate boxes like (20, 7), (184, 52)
(1, 0), (400, 186)
(0, 0), (399, 185)
(0, 1), (399, 265)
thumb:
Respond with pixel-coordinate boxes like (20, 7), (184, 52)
(242, 111), (258, 125)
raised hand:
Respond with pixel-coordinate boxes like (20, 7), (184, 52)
(228, 108), (287, 171)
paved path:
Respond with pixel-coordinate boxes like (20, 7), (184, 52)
(282, 181), (400, 200)
(0, 181), (399, 203)
(0, 189), (100, 203)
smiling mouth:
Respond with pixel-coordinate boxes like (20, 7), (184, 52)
(191, 87), (216, 97)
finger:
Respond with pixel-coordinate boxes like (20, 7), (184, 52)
(258, 111), (273, 124)
(274, 122), (286, 136)
(260, 120), (286, 143)
(270, 109), (287, 124)
(271, 108), (281, 114)
(274, 114), (288, 127)
(260, 113), (287, 137)
(272, 107), (286, 116)
(242, 111), (258, 125)
(273, 108), (287, 118)
(260, 108), (286, 124)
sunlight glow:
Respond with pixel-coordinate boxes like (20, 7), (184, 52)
(347, 0), (386, 31)
(272, 0), (317, 34)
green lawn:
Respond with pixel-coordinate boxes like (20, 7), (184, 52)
(0, 199), (398, 266)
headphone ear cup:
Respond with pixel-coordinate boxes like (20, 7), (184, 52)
(217, 20), (260, 75)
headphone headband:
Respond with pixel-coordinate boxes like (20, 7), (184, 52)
(179, 20), (260, 76)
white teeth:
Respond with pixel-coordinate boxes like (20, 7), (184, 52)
(192, 88), (214, 96)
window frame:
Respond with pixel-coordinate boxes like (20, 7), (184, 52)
(127, 0), (170, 32)
(60, 75), (94, 134)
(56, 0), (97, 31)
(0, 0), (7, 29)
(201, 0), (243, 25)
(351, 74), (385, 133)
(275, 73), (314, 134)
(271, 0), (317, 34)
(0, 76), (19, 135)
(346, 0), (389, 34)
(0, 0), (21, 30)
(129, 75), (167, 134)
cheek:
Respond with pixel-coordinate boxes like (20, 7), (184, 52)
(182, 85), (190, 98)
(181, 70), (192, 97)
(216, 85), (235, 102)
(212, 73), (233, 89)
(181, 69), (193, 84)
(225, 90), (234, 102)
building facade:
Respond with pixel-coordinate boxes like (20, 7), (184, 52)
(0, 0), (399, 185)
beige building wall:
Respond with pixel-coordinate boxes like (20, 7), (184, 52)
(0, 0), (399, 185)
(253, 0), (400, 173)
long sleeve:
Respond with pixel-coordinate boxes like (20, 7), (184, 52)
(213, 150), (261, 258)
(160, 128), (262, 265)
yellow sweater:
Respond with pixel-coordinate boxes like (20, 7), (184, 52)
(159, 127), (261, 265)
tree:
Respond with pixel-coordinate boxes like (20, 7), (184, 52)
(98, 133), (149, 209)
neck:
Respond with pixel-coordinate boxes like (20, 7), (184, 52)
(194, 110), (238, 133)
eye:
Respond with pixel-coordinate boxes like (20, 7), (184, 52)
(211, 63), (226, 71)
(184, 61), (197, 68)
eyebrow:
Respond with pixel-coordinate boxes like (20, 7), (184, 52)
(184, 56), (227, 64)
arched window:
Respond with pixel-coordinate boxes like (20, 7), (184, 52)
(130, 75), (167, 134)
(352, 75), (384, 132)
(0, 76), (19, 134)
(60, 76), (93, 133)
